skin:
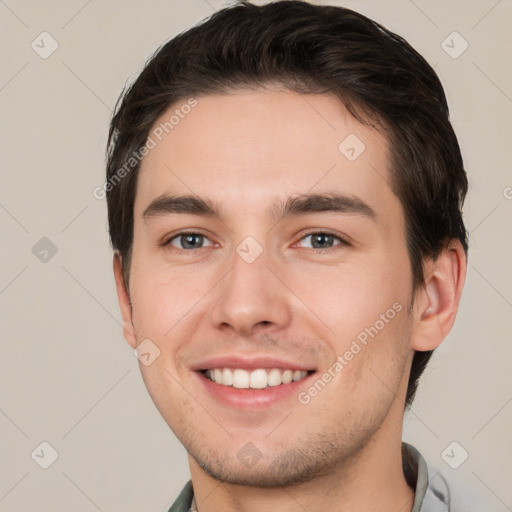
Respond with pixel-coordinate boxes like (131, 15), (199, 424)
(113, 88), (466, 512)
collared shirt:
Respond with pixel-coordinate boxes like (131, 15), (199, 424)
(166, 442), (453, 512)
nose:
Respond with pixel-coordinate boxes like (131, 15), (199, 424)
(209, 242), (293, 337)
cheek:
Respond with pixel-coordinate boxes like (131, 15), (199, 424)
(299, 259), (412, 385)
(128, 250), (197, 336)
(294, 261), (406, 335)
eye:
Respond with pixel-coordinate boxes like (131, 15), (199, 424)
(296, 231), (349, 251)
(165, 232), (214, 251)
(162, 230), (349, 253)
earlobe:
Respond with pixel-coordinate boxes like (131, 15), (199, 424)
(410, 240), (467, 352)
(113, 252), (137, 349)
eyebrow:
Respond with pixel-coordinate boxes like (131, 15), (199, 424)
(142, 192), (377, 224)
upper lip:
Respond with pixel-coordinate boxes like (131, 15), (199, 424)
(192, 355), (316, 372)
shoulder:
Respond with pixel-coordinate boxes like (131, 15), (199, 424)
(420, 452), (502, 512)
(444, 472), (503, 512)
(404, 443), (502, 512)
(166, 480), (194, 512)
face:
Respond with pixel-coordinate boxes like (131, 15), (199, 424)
(121, 89), (418, 486)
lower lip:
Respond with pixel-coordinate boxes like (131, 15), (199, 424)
(195, 371), (316, 410)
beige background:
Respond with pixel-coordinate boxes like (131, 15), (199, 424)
(1, 0), (511, 510)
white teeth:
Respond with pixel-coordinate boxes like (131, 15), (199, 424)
(267, 368), (282, 387)
(205, 368), (310, 388)
(249, 369), (268, 389)
(282, 370), (293, 384)
(232, 369), (250, 388)
(292, 370), (303, 382)
(222, 368), (233, 386)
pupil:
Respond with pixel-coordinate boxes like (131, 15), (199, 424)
(183, 234), (202, 249)
(313, 234), (332, 249)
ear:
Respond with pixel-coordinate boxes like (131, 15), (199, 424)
(113, 251), (137, 349)
(410, 239), (467, 351)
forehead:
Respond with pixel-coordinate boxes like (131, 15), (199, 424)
(135, 89), (399, 226)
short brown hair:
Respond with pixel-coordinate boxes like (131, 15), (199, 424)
(105, 0), (468, 408)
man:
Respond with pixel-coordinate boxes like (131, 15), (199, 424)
(105, 1), (481, 510)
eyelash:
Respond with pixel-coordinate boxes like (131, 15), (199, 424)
(162, 229), (350, 254)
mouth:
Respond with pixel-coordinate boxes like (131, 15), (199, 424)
(195, 367), (317, 409)
(200, 367), (315, 389)
(192, 354), (318, 409)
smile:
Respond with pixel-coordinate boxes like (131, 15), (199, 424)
(202, 368), (313, 389)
